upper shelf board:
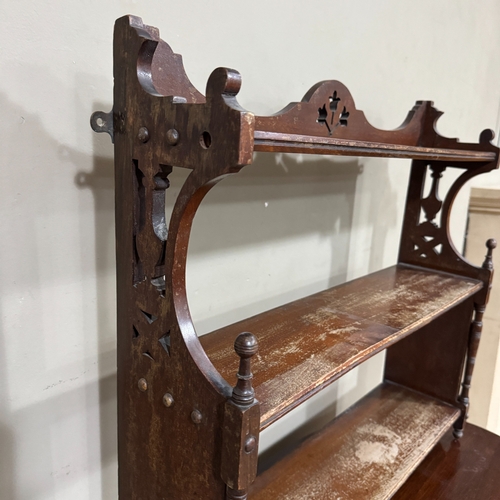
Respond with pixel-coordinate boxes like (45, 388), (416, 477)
(254, 131), (497, 161)
(200, 264), (481, 429)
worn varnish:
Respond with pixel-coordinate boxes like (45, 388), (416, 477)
(90, 15), (498, 500)
(250, 383), (460, 500)
(201, 264), (481, 428)
(393, 424), (500, 500)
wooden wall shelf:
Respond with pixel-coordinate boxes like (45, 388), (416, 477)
(91, 15), (498, 500)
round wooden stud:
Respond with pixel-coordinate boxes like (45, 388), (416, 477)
(244, 435), (256, 453)
(166, 128), (179, 145)
(162, 393), (174, 407)
(137, 126), (150, 143)
(191, 409), (202, 424)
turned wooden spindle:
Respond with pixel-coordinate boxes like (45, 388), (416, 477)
(224, 333), (259, 500)
(454, 238), (496, 439)
(231, 332), (258, 406)
(226, 487), (249, 500)
(483, 238), (497, 271)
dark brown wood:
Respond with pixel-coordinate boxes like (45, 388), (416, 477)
(254, 84), (499, 162)
(231, 333), (258, 407)
(109, 15), (255, 500)
(254, 131), (497, 161)
(220, 333), (260, 496)
(226, 488), (248, 500)
(393, 424), (500, 500)
(385, 297), (474, 405)
(250, 382), (460, 500)
(201, 264), (481, 428)
(399, 161), (496, 302)
(453, 303), (485, 438)
(454, 239), (497, 437)
(90, 15), (500, 499)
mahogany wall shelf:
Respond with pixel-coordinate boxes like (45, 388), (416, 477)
(91, 16), (498, 500)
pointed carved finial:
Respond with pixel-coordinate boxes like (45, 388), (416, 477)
(483, 238), (497, 271)
(232, 332), (258, 406)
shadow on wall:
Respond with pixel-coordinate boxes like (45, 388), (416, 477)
(0, 88), (399, 500)
(73, 117), (117, 500)
(0, 89), (118, 500)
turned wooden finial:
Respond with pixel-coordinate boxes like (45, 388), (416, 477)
(232, 332), (258, 406)
(483, 238), (497, 271)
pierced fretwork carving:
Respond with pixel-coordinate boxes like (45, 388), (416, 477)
(410, 164), (446, 262)
(317, 90), (349, 135)
(132, 159), (172, 287)
(329, 90), (340, 124)
(141, 309), (158, 324)
(422, 165), (445, 222)
(400, 159), (498, 278)
(159, 331), (171, 356)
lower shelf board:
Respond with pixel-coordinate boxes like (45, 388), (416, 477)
(392, 424), (500, 500)
(250, 382), (460, 500)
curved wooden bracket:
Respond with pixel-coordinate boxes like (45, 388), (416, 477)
(399, 159), (497, 298)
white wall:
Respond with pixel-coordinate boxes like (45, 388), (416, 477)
(1, 1), (499, 499)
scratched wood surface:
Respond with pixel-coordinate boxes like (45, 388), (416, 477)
(249, 382), (459, 500)
(393, 424), (500, 500)
(200, 264), (481, 428)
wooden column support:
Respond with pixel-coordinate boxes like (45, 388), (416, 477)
(222, 333), (260, 500)
(454, 239), (497, 438)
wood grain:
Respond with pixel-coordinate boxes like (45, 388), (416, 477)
(254, 131), (496, 161)
(385, 298), (474, 406)
(250, 382), (460, 500)
(393, 424), (500, 500)
(201, 264), (481, 428)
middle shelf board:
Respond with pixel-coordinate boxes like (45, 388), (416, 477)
(200, 264), (481, 429)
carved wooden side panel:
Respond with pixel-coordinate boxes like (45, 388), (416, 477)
(399, 159), (496, 298)
(403, 162), (447, 264)
(106, 16), (258, 500)
(398, 159), (497, 438)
